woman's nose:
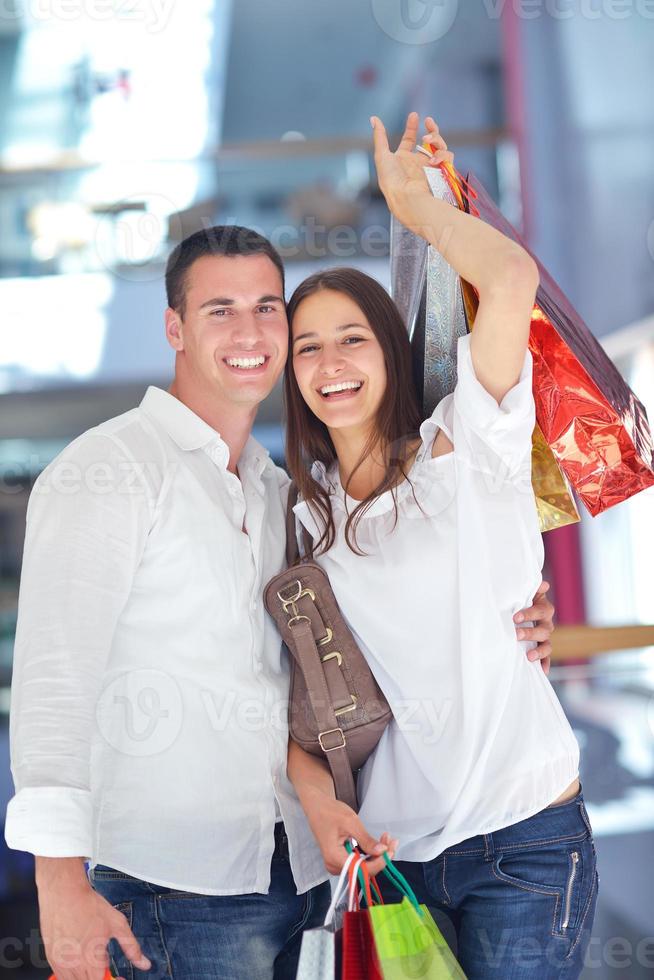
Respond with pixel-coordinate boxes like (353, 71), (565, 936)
(317, 346), (346, 375)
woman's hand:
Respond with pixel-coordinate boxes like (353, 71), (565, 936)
(370, 111), (454, 231)
(515, 579), (555, 674)
(302, 785), (398, 877)
(286, 739), (398, 877)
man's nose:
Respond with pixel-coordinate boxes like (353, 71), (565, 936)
(231, 314), (264, 347)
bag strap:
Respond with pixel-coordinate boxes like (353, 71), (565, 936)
(285, 483), (300, 567)
(290, 616), (358, 810)
(285, 481), (315, 566)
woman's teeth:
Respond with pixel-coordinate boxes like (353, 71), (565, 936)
(226, 356), (266, 369)
(320, 381), (363, 397)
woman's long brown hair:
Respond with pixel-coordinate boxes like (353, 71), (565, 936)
(284, 267), (423, 555)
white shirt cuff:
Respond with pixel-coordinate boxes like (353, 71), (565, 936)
(5, 787), (93, 859)
(455, 333), (534, 431)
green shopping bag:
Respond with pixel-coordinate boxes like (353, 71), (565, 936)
(369, 898), (465, 979)
(363, 851), (466, 980)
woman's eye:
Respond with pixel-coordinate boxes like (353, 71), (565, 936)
(343, 336), (364, 345)
(297, 344), (318, 354)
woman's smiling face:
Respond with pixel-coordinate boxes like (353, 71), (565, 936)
(291, 288), (388, 434)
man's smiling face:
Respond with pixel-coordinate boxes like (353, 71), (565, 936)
(166, 253), (288, 410)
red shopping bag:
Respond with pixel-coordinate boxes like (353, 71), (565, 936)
(342, 909), (384, 979)
(444, 163), (654, 516)
(341, 856), (384, 979)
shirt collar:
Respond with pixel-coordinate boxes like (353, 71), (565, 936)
(140, 386), (222, 452)
(140, 386), (270, 477)
(310, 459), (338, 493)
(239, 435), (271, 480)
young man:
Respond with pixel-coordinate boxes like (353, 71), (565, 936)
(5, 226), (555, 980)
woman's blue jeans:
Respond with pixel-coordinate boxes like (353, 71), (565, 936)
(377, 786), (599, 979)
(88, 826), (330, 980)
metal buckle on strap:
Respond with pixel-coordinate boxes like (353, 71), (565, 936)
(321, 650), (342, 667)
(318, 727), (346, 752)
(288, 615), (311, 628)
(277, 581), (316, 623)
(334, 695), (358, 717)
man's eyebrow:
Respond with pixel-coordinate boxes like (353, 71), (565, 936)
(199, 297), (235, 310)
(198, 294), (284, 311)
(293, 322), (370, 344)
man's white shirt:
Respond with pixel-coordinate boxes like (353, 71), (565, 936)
(5, 386), (327, 895)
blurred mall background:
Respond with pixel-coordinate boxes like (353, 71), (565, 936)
(0, 0), (653, 976)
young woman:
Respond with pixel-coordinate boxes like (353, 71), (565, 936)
(284, 113), (598, 979)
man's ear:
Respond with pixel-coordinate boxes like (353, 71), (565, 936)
(165, 307), (184, 351)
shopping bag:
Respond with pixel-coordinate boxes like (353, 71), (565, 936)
(458, 167), (654, 517)
(343, 842), (466, 980)
(342, 909), (384, 979)
(460, 235), (581, 533)
(369, 898), (466, 980)
(295, 926), (336, 980)
(296, 850), (361, 980)
(390, 164), (580, 533)
(341, 851), (384, 980)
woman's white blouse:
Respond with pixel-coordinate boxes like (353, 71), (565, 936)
(294, 334), (580, 862)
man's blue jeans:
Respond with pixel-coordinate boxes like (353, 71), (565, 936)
(88, 825), (330, 980)
(377, 786), (599, 979)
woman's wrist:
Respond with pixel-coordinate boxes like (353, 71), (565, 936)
(385, 187), (433, 233)
(389, 189), (458, 249)
(295, 774), (336, 810)
(287, 740), (336, 804)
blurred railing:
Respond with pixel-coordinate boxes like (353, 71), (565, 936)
(552, 625), (654, 661)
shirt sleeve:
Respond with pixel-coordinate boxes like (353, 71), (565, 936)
(440, 333), (535, 482)
(5, 431), (153, 858)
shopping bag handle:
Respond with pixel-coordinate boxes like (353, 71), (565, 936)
(380, 857), (423, 917)
(347, 852), (379, 910)
(415, 146), (479, 217)
(345, 840), (424, 918)
(345, 839), (423, 917)
(48, 973), (113, 980)
(347, 853), (370, 910)
(323, 850), (358, 927)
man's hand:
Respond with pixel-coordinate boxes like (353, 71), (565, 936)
(36, 857), (151, 980)
(302, 786), (398, 878)
(514, 579), (555, 674)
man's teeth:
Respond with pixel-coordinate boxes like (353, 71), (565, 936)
(320, 381), (363, 396)
(226, 356), (266, 369)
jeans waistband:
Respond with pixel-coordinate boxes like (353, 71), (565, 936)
(443, 787), (590, 858)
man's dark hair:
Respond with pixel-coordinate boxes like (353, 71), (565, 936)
(165, 225), (285, 318)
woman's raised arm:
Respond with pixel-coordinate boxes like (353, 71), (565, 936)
(371, 111), (539, 404)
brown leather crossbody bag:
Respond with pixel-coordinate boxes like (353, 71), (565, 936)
(263, 485), (392, 811)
